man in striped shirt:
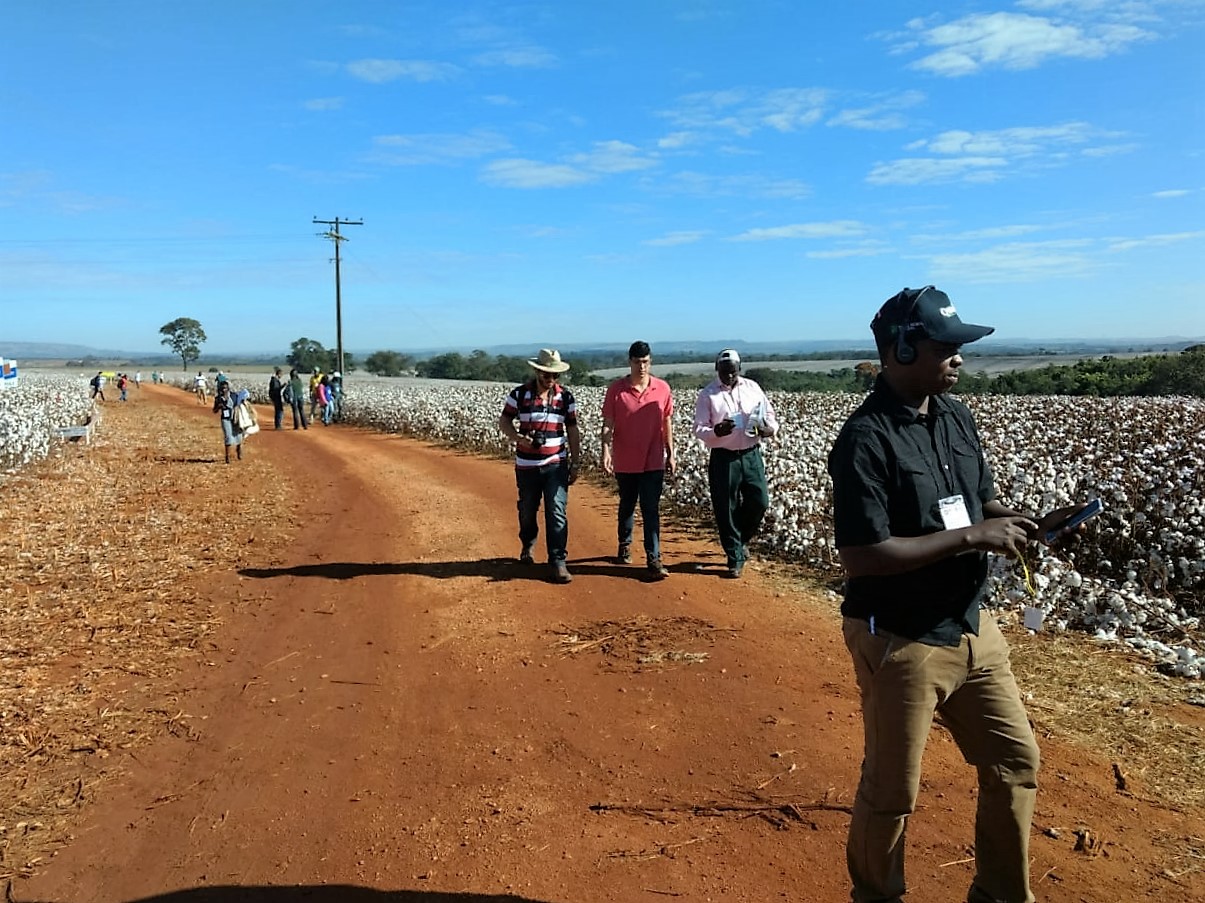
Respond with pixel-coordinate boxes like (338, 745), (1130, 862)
(497, 349), (583, 584)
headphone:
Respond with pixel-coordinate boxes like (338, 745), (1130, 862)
(886, 286), (932, 365)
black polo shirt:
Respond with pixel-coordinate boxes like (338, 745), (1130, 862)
(827, 376), (996, 646)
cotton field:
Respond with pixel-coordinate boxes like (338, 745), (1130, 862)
(0, 372), (95, 473)
(14, 371), (1205, 677)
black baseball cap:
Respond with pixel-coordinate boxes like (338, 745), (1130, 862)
(871, 285), (994, 345)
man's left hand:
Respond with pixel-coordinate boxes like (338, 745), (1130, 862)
(568, 462), (580, 485)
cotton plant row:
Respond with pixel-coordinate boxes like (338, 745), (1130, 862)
(328, 380), (1204, 677)
(0, 373), (95, 473)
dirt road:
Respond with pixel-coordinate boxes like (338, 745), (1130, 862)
(14, 388), (1203, 902)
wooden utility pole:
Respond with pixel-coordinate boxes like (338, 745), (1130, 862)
(313, 216), (363, 376)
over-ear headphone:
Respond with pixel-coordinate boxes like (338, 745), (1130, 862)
(891, 286), (932, 365)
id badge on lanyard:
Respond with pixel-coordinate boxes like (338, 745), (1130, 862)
(938, 494), (972, 530)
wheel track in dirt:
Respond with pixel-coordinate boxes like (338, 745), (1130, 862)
(16, 387), (1203, 903)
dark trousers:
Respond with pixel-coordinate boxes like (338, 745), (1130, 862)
(707, 446), (769, 567)
(273, 400), (285, 429)
(615, 470), (665, 562)
(289, 399), (308, 429)
(516, 462), (569, 562)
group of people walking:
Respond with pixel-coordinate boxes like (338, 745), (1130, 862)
(498, 341), (779, 585)
(499, 287), (1091, 903)
(265, 367), (342, 430)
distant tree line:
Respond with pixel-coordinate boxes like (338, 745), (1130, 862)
(407, 350), (603, 385)
(953, 347), (1205, 397)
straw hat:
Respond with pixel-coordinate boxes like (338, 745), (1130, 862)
(528, 348), (570, 373)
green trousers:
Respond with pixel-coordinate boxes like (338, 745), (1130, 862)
(706, 446), (769, 567)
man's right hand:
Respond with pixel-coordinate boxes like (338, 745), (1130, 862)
(967, 516), (1039, 555)
(714, 418), (735, 437)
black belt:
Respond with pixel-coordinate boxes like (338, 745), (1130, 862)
(711, 445), (760, 457)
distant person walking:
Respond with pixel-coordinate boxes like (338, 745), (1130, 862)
(316, 375), (333, 426)
(89, 371), (105, 402)
(497, 349), (582, 584)
(693, 350), (779, 579)
(212, 381), (249, 464)
(193, 372), (208, 405)
(268, 367), (285, 430)
(117, 373), (128, 402)
(308, 368), (323, 422)
(286, 369), (308, 430)
(134, 371), (142, 389)
(601, 340), (675, 580)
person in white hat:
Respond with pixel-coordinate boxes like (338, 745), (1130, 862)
(497, 349), (582, 584)
(692, 349), (779, 578)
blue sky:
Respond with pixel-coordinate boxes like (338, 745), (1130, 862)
(2, 0), (1203, 355)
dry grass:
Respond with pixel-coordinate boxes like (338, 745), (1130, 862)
(0, 392), (295, 879)
(762, 559), (1205, 813)
(1005, 624), (1205, 808)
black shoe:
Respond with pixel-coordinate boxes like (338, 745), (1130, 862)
(552, 561), (573, 584)
(519, 545), (535, 565)
(616, 543), (632, 565)
(647, 559), (669, 580)
(725, 562), (744, 579)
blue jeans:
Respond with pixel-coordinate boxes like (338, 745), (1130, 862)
(516, 462), (569, 562)
(616, 470), (665, 562)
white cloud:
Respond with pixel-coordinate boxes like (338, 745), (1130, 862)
(1152, 189), (1192, 198)
(902, 11), (1153, 76)
(481, 159), (595, 189)
(370, 130), (511, 165)
(1106, 230), (1205, 251)
(346, 59), (460, 83)
(568, 141), (658, 174)
(658, 131), (698, 150)
(728, 221), (869, 242)
(483, 94), (518, 106)
(827, 90), (926, 131)
(473, 47), (557, 68)
(304, 97), (344, 112)
(644, 231), (709, 247)
(926, 239), (1097, 282)
(874, 122), (1122, 185)
(916, 122), (1098, 156)
(806, 242), (894, 259)
(661, 87), (830, 138)
(662, 171), (811, 200)
(867, 156), (1007, 185)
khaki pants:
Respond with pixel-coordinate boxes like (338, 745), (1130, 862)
(843, 615), (1040, 903)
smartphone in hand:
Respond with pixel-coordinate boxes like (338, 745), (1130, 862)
(1044, 498), (1104, 544)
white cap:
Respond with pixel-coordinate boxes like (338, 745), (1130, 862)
(715, 349), (741, 369)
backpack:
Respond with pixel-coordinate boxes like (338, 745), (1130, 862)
(281, 382), (294, 405)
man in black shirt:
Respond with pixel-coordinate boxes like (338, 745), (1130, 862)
(828, 287), (1077, 903)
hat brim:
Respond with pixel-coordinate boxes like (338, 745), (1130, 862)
(928, 322), (995, 345)
(529, 360), (570, 373)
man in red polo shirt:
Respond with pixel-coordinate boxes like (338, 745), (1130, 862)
(601, 341), (676, 580)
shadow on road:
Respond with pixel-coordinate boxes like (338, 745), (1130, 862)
(239, 560), (522, 582)
(239, 558), (727, 583)
(21, 888), (551, 903)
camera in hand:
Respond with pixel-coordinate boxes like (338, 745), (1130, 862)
(522, 431), (545, 449)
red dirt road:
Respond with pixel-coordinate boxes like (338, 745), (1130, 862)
(16, 389), (1203, 902)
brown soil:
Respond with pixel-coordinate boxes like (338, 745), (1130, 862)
(6, 386), (1204, 902)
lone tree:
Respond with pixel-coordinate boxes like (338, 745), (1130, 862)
(160, 318), (207, 370)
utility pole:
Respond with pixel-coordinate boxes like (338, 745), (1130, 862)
(313, 216), (363, 377)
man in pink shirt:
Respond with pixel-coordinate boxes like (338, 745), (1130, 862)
(601, 341), (676, 580)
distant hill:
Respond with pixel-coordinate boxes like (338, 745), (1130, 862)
(6, 337), (1201, 362)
